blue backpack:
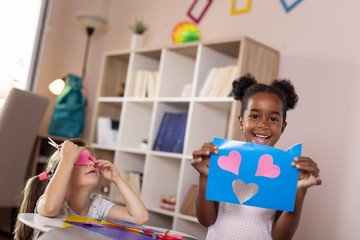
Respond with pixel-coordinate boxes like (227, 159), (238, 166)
(48, 74), (85, 138)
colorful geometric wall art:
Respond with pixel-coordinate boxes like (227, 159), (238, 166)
(280, 0), (303, 13)
(230, 0), (251, 15)
(187, 0), (213, 24)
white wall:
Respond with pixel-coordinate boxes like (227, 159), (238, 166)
(35, 1), (360, 239)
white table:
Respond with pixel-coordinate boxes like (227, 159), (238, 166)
(18, 213), (197, 239)
(18, 213), (66, 232)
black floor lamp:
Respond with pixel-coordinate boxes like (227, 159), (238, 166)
(49, 12), (107, 95)
(77, 12), (107, 81)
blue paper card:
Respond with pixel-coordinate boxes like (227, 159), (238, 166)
(206, 138), (301, 211)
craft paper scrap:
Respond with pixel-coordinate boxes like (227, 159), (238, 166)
(65, 221), (153, 240)
(62, 216), (101, 227)
(206, 138), (301, 211)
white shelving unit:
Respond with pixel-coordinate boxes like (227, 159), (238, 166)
(89, 37), (279, 240)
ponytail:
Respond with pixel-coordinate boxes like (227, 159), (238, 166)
(14, 175), (48, 240)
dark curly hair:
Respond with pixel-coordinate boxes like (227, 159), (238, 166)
(232, 73), (298, 122)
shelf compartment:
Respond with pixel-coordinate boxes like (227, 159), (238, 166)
(100, 53), (130, 97)
(173, 218), (207, 240)
(126, 50), (161, 98)
(118, 101), (153, 149)
(195, 41), (240, 97)
(158, 46), (198, 98)
(141, 155), (181, 211)
(91, 102), (122, 145)
(151, 102), (189, 154)
(185, 101), (232, 155)
(109, 151), (145, 203)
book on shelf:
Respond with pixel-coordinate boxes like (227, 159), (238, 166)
(115, 171), (142, 203)
(152, 112), (188, 153)
(198, 65), (239, 98)
(97, 117), (119, 146)
(180, 184), (198, 216)
(198, 67), (217, 97)
(130, 70), (159, 98)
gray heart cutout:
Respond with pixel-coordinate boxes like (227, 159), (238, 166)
(232, 179), (258, 204)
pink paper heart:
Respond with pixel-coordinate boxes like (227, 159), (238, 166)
(255, 154), (280, 178)
(218, 151), (241, 175)
(232, 179), (258, 204)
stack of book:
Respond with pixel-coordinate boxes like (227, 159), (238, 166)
(198, 65), (239, 97)
(96, 117), (119, 146)
(129, 70), (159, 98)
(152, 112), (188, 153)
(115, 171), (142, 203)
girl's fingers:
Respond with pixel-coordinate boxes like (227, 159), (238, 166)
(95, 159), (109, 164)
(192, 145), (218, 159)
(97, 163), (112, 168)
(296, 165), (319, 174)
(298, 162), (319, 172)
(293, 157), (320, 175)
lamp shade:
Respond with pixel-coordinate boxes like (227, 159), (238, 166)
(48, 78), (65, 95)
(76, 12), (107, 30)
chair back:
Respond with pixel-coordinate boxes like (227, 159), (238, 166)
(0, 88), (49, 207)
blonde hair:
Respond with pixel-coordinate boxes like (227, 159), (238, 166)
(14, 138), (94, 240)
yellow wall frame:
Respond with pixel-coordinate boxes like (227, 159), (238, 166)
(230, 0), (251, 14)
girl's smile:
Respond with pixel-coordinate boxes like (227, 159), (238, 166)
(239, 92), (287, 147)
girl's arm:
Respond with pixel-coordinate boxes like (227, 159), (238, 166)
(272, 156), (321, 240)
(37, 141), (83, 217)
(96, 160), (149, 225)
(191, 143), (219, 227)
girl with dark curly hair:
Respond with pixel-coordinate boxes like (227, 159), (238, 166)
(191, 73), (321, 240)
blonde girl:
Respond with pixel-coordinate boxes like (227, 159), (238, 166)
(14, 138), (148, 240)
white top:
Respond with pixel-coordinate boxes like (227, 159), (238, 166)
(206, 203), (276, 240)
(206, 182), (276, 240)
(35, 194), (114, 219)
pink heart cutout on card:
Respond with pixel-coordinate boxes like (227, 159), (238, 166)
(218, 151), (241, 175)
(255, 154), (280, 178)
